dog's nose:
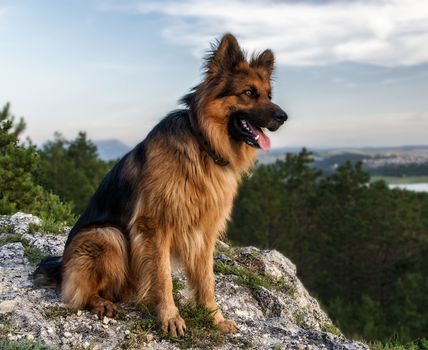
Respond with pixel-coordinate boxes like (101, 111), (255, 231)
(273, 109), (288, 122)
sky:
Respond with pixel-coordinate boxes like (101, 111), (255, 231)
(0, 0), (428, 149)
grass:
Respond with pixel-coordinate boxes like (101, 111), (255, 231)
(322, 323), (342, 337)
(371, 176), (428, 185)
(215, 242), (296, 297)
(120, 303), (224, 350)
(27, 217), (66, 235)
(214, 260), (295, 297)
(293, 310), (305, 327)
(369, 338), (428, 350)
(43, 306), (78, 319)
(214, 241), (236, 260)
(0, 314), (51, 350)
(163, 303), (224, 350)
(172, 277), (185, 295)
(0, 233), (47, 266)
(0, 314), (13, 340)
(120, 309), (158, 350)
(0, 223), (12, 234)
(0, 233), (22, 246)
(0, 340), (51, 350)
(120, 293), (225, 350)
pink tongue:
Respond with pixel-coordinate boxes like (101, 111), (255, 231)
(256, 130), (271, 152)
(247, 123), (271, 152)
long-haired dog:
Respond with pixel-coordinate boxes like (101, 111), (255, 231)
(34, 33), (287, 337)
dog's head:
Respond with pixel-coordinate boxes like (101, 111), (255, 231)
(182, 33), (287, 164)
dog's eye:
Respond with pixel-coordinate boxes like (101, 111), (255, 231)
(244, 90), (255, 98)
(268, 92), (272, 100)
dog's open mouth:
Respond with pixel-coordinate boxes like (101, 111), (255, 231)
(237, 119), (271, 152)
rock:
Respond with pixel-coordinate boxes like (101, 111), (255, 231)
(6, 212), (41, 234)
(0, 212), (369, 349)
(22, 232), (66, 256)
(0, 299), (21, 314)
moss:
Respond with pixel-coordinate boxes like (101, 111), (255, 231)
(27, 217), (66, 235)
(274, 276), (297, 296)
(115, 308), (130, 322)
(0, 314), (13, 340)
(215, 243), (237, 260)
(172, 277), (185, 294)
(0, 233), (22, 247)
(21, 242), (46, 266)
(272, 343), (283, 350)
(43, 306), (78, 319)
(121, 286), (225, 349)
(293, 310), (305, 327)
(164, 303), (224, 350)
(231, 337), (254, 349)
(369, 338), (428, 350)
(120, 304), (158, 350)
(121, 318), (157, 350)
(322, 323), (342, 337)
(0, 223), (12, 234)
(214, 260), (295, 298)
(0, 233), (47, 266)
(369, 340), (420, 350)
(0, 340), (51, 350)
(27, 223), (41, 234)
(0, 316), (49, 348)
(246, 249), (263, 261)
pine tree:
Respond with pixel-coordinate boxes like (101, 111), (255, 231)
(38, 131), (112, 214)
(0, 103), (74, 225)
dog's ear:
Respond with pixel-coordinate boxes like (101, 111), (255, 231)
(205, 33), (245, 76)
(250, 49), (275, 78)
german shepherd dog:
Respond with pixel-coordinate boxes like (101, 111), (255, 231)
(34, 33), (287, 337)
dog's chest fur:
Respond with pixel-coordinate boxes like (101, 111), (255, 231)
(130, 132), (251, 247)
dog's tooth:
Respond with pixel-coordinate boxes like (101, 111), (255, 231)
(255, 135), (260, 141)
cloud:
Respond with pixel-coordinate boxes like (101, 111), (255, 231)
(103, 0), (428, 67)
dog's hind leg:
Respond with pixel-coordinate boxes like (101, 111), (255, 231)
(61, 227), (129, 318)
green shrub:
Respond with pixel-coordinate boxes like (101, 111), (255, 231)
(0, 103), (75, 228)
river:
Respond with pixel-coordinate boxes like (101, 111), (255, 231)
(389, 183), (428, 193)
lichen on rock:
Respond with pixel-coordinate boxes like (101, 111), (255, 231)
(0, 213), (368, 349)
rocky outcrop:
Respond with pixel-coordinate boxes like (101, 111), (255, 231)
(0, 213), (368, 350)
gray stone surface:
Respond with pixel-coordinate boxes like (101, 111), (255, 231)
(0, 213), (369, 349)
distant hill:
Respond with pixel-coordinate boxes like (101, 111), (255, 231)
(94, 139), (131, 161)
(257, 145), (428, 177)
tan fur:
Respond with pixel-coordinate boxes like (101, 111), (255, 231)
(62, 227), (130, 317)
(60, 33), (281, 336)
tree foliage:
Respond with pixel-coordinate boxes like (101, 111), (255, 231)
(228, 149), (428, 342)
(0, 103), (74, 224)
(37, 132), (114, 214)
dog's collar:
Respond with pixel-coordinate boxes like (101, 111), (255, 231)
(187, 112), (229, 166)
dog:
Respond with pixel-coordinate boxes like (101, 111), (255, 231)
(34, 33), (287, 337)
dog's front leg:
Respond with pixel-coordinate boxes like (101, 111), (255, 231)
(184, 239), (238, 334)
(132, 233), (186, 337)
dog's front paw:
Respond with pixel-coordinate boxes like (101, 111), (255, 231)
(161, 315), (187, 338)
(215, 319), (238, 334)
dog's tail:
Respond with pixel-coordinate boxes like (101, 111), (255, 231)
(33, 256), (62, 288)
